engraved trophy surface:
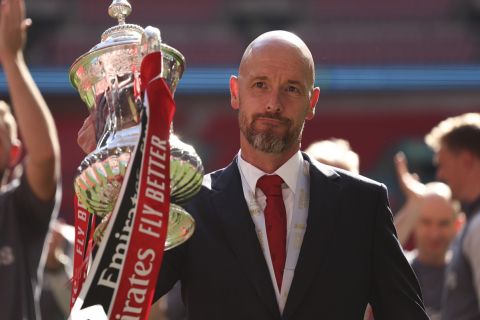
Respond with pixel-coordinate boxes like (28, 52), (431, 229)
(70, 0), (203, 250)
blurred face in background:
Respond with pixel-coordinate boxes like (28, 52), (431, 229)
(0, 124), (12, 177)
(414, 193), (459, 265)
(0, 101), (20, 182)
(0, 103), (16, 179)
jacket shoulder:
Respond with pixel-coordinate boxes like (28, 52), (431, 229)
(310, 157), (384, 189)
(201, 166), (229, 191)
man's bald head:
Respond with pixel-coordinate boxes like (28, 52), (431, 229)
(239, 30), (316, 88)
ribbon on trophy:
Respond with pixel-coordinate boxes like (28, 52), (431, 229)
(70, 51), (175, 319)
(71, 196), (96, 309)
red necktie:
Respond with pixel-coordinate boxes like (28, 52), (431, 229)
(257, 174), (287, 291)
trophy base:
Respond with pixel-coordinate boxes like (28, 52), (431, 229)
(165, 203), (195, 250)
(93, 203), (194, 250)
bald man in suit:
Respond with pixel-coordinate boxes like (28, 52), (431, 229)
(151, 31), (429, 320)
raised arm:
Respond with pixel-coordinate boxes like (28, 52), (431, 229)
(0, 0), (60, 201)
(392, 152), (425, 246)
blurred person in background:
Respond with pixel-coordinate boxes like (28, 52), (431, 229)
(0, 0), (61, 318)
(393, 152), (463, 320)
(304, 138), (360, 174)
(424, 112), (480, 320)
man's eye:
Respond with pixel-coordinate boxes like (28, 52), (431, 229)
(287, 86), (300, 93)
(254, 82), (265, 89)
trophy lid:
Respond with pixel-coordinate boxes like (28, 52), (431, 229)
(69, 0), (185, 110)
(93, 0), (144, 51)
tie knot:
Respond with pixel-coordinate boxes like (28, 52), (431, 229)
(257, 175), (284, 197)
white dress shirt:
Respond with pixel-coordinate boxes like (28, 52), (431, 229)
(237, 150), (310, 313)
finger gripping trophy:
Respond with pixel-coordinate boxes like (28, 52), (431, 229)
(70, 0), (203, 250)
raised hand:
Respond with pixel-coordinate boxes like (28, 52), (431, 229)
(394, 151), (425, 200)
(0, 0), (31, 62)
(393, 152), (427, 245)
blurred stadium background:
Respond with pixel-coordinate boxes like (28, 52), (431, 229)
(2, 0), (480, 221)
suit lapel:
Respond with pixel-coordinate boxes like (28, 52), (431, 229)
(210, 160), (281, 319)
(283, 158), (341, 318)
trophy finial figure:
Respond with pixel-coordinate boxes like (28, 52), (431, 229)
(108, 0), (132, 25)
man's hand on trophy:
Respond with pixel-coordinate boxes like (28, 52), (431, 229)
(77, 115), (97, 154)
(0, 0), (31, 62)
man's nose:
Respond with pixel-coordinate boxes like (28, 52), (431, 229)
(430, 227), (441, 239)
(265, 90), (283, 113)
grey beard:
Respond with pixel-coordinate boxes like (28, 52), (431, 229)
(246, 129), (288, 153)
(238, 107), (305, 154)
(243, 121), (304, 154)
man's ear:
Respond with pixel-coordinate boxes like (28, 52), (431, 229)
(8, 140), (22, 168)
(306, 86), (320, 120)
(230, 76), (239, 110)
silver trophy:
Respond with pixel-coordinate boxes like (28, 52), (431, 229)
(70, 0), (203, 250)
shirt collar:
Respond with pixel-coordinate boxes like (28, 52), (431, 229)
(237, 150), (303, 194)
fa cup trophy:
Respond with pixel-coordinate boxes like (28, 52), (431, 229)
(69, 0), (203, 318)
(71, 0), (203, 249)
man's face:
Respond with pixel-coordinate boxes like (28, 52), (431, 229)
(231, 43), (319, 154)
(414, 195), (457, 264)
(435, 145), (466, 201)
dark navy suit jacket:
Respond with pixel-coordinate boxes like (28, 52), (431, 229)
(155, 154), (429, 320)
